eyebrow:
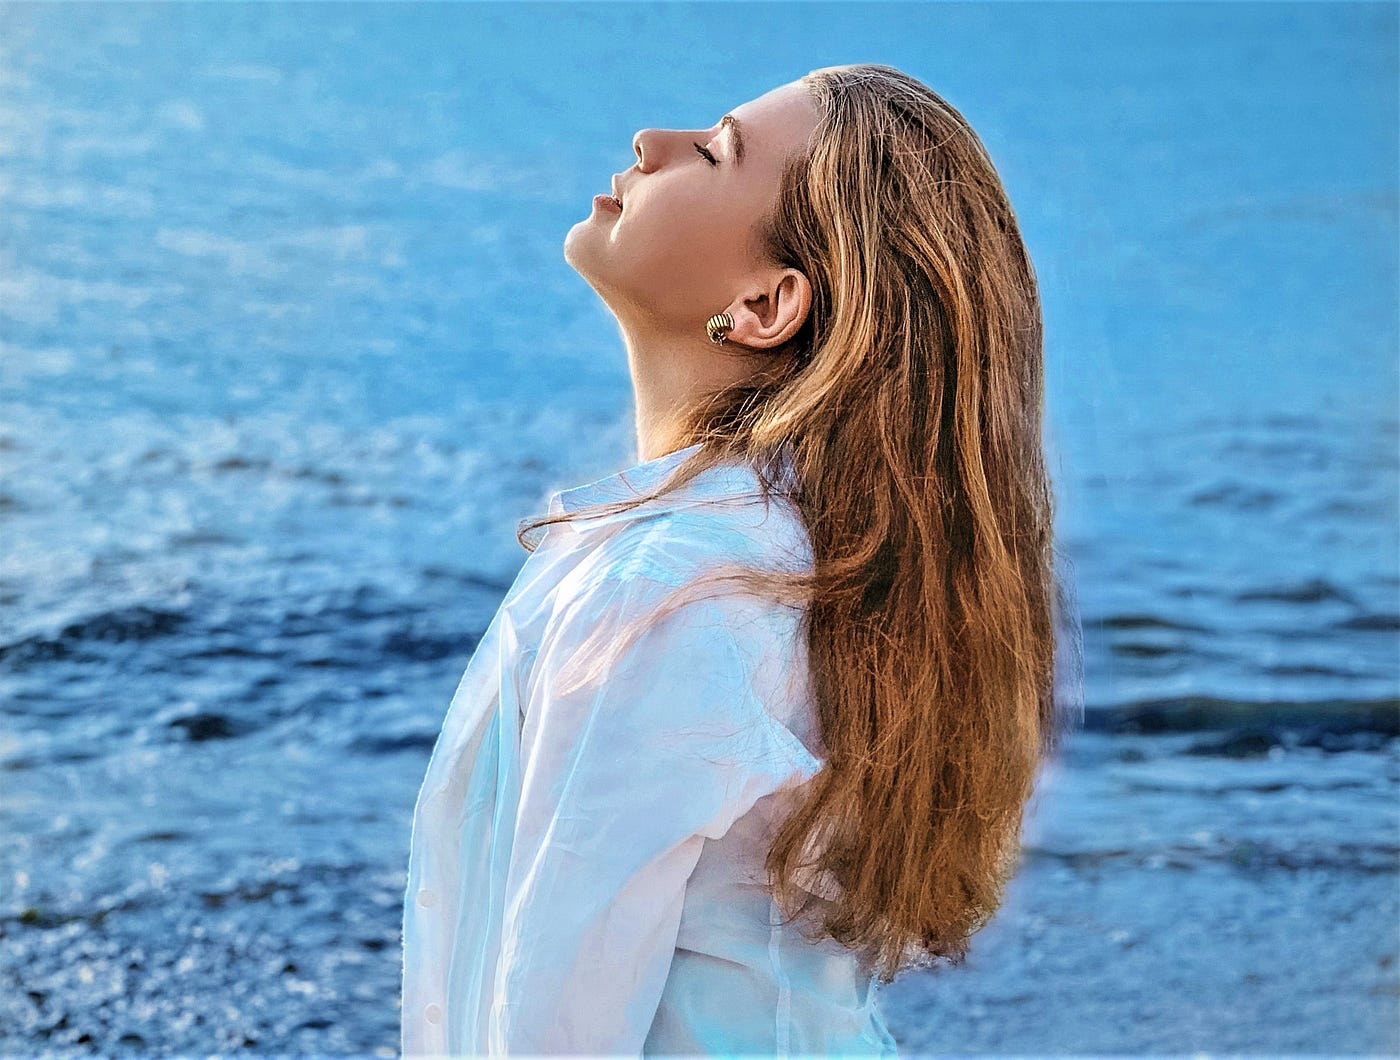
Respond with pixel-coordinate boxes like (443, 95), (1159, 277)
(720, 114), (746, 164)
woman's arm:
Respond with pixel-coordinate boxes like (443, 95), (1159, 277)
(483, 569), (821, 1055)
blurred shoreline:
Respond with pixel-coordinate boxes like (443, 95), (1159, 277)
(3, 726), (1395, 1056)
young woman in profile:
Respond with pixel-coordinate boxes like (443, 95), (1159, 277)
(401, 62), (1077, 1058)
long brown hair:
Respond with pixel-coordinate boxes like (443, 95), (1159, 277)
(519, 62), (1081, 984)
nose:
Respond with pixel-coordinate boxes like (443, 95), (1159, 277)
(632, 129), (652, 170)
(631, 128), (675, 172)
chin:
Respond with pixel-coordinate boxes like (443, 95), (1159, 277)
(562, 219), (588, 265)
(562, 223), (618, 292)
(562, 225), (594, 279)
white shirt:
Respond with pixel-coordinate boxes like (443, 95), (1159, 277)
(400, 441), (901, 1058)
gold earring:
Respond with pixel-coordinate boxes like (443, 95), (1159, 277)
(705, 311), (734, 346)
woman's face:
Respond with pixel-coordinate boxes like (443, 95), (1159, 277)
(564, 79), (821, 337)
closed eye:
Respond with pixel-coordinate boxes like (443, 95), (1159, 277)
(693, 142), (718, 166)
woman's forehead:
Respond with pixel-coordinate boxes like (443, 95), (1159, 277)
(726, 81), (820, 163)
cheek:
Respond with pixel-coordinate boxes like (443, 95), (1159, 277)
(618, 197), (745, 294)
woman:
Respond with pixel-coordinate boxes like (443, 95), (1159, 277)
(402, 62), (1077, 1057)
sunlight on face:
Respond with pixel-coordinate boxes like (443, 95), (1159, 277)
(563, 79), (821, 336)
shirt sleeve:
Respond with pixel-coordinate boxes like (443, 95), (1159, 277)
(486, 566), (823, 1056)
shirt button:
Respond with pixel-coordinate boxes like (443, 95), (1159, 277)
(425, 1003), (442, 1024)
(416, 888), (437, 908)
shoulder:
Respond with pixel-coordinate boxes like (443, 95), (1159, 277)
(545, 501), (812, 685)
(526, 488), (820, 749)
(575, 490), (813, 595)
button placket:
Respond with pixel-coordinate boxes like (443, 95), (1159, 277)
(415, 885), (442, 1027)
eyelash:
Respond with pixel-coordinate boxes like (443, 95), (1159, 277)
(693, 142), (718, 166)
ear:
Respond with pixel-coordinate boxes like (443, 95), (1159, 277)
(725, 269), (811, 351)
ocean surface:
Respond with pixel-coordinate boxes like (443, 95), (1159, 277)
(1, 2), (1396, 1055)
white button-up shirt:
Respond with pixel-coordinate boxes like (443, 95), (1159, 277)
(400, 442), (900, 1058)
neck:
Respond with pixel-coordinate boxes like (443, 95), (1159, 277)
(621, 325), (757, 462)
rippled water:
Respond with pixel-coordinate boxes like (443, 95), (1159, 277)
(1, 3), (1396, 1055)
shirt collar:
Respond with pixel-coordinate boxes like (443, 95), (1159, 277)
(545, 441), (791, 529)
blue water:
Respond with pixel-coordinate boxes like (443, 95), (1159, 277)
(1, 3), (1396, 1055)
